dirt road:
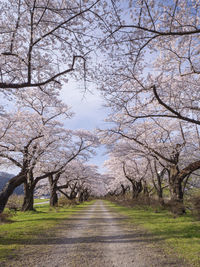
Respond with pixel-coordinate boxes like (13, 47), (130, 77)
(4, 200), (186, 267)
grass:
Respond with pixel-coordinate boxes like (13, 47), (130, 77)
(105, 201), (200, 266)
(0, 201), (94, 262)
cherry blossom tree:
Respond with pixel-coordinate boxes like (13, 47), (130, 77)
(96, 1), (200, 211)
(45, 132), (99, 207)
(47, 160), (100, 205)
(104, 157), (130, 197)
(101, 112), (200, 213)
(0, 0), (109, 94)
(97, 0), (200, 127)
(148, 159), (168, 205)
(0, 110), (63, 211)
(0, 85), (74, 211)
(102, 133), (170, 204)
(103, 138), (150, 199)
(0, 105), (99, 212)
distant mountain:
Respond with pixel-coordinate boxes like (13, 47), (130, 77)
(0, 171), (24, 195)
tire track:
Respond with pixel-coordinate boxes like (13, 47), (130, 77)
(3, 200), (186, 267)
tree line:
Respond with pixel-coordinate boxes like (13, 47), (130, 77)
(0, 0), (200, 214)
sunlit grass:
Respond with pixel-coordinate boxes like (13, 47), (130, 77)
(0, 201), (93, 262)
(106, 201), (200, 266)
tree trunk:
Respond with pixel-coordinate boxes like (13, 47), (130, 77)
(157, 190), (165, 206)
(50, 185), (58, 207)
(152, 169), (165, 206)
(169, 168), (185, 214)
(153, 182), (164, 206)
(170, 179), (184, 201)
(0, 172), (26, 213)
(21, 181), (35, 211)
(84, 190), (89, 201)
(168, 160), (200, 214)
(143, 180), (150, 197)
(79, 191), (84, 203)
(48, 175), (58, 207)
(131, 180), (143, 199)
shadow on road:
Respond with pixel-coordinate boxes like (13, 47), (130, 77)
(0, 232), (164, 246)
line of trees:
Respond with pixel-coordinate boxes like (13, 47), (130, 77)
(0, 88), (100, 212)
(0, 0), (109, 213)
(1, 0), (200, 215)
(96, 0), (200, 214)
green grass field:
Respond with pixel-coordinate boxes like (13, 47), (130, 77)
(0, 201), (93, 262)
(106, 201), (200, 266)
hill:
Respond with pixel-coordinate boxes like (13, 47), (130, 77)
(0, 172), (24, 195)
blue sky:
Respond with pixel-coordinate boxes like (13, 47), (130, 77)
(60, 80), (109, 174)
(0, 79), (109, 175)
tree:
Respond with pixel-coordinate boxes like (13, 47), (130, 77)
(96, 0), (200, 127)
(0, 0), (106, 93)
(149, 159), (168, 206)
(100, 112), (200, 213)
(122, 160), (148, 199)
(0, 85), (75, 212)
(0, 110), (63, 211)
(102, 138), (151, 199)
(96, 1), (200, 211)
(0, 111), (44, 212)
(21, 126), (99, 210)
(47, 131), (99, 207)
(104, 156), (131, 197)
(47, 161), (100, 205)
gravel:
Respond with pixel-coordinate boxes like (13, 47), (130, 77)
(3, 200), (187, 267)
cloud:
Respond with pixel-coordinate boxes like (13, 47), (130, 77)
(60, 80), (108, 130)
(60, 80), (109, 173)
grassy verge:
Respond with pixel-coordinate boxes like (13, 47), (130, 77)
(0, 201), (93, 262)
(105, 201), (200, 266)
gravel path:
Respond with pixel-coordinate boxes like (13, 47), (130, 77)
(34, 201), (49, 205)
(4, 200), (186, 267)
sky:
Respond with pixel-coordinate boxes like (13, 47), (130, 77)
(0, 79), (110, 176)
(60, 79), (110, 174)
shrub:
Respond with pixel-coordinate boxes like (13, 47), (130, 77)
(165, 199), (186, 215)
(106, 194), (165, 212)
(58, 197), (77, 207)
(6, 194), (23, 211)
